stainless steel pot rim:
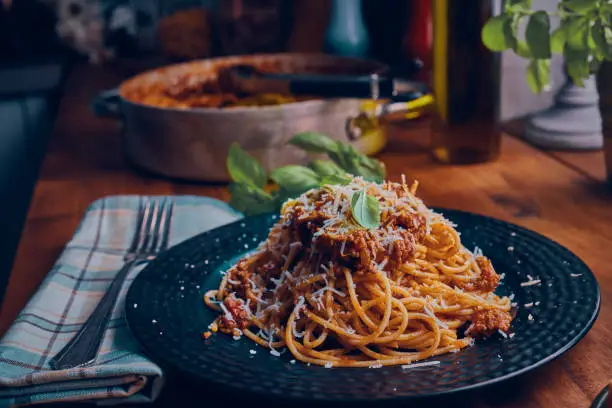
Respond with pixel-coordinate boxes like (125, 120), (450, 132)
(119, 94), (370, 115)
(117, 53), (388, 114)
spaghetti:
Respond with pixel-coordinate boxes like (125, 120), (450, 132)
(205, 177), (513, 367)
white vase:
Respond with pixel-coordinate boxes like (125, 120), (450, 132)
(524, 73), (603, 150)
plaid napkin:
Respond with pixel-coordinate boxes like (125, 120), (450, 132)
(0, 195), (243, 407)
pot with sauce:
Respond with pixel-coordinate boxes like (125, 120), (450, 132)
(93, 53), (421, 182)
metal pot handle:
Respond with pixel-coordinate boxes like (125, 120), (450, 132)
(91, 88), (122, 119)
(346, 95), (434, 141)
(346, 63), (430, 140)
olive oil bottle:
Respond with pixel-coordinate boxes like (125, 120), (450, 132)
(431, 0), (501, 164)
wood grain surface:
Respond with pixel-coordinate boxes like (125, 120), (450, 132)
(0, 63), (611, 408)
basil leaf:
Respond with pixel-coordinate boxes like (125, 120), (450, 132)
(309, 160), (347, 177)
(506, 0), (532, 11)
(329, 142), (359, 174)
(591, 20), (612, 60)
(271, 165), (320, 193)
(526, 11), (551, 59)
(551, 26), (567, 54)
(515, 40), (533, 58)
(289, 132), (339, 154)
(351, 190), (381, 230)
(562, 0), (598, 13)
(328, 142), (385, 182)
(564, 45), (591, 86)
(320, 174), (352, 186)
(565, 16), (590, 51)
(226, 143), (268, 188)
(276, 187), (297, 205)
(526, 59), (551, 93)
(503, 15), (519, 51)
(482, 16), (515, 51)
(356, 155), (386, 182)
(228, 182), (277, 215)
(504, 14), (534, 58)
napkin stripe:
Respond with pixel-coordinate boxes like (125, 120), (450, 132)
(56, 272), (132, 283)
(0, 358), (46, 370)
(18, 312), (123, 327)
(36, 199), (106, 371)
(15, 318), (125, 334)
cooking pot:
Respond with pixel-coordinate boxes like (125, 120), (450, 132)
(93, 53), (423, 182)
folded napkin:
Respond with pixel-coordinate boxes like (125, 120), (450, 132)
(0, 196), (242, 407)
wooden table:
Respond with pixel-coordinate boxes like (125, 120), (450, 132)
(1, 63), (611, 408)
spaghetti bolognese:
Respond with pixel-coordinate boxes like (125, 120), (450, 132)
(204, 177), (513, 367)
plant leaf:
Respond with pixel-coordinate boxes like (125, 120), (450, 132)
(564, 45), (591, 86)
(506, 14), (529, 57)
(551, 26), (567, 54)
(228, 182), (277, 215)
(506, 0), (532, 12)
(320, 174), (352, 186)
(289, 132), (339, 154)
(309, 160), (347, 177)
(565, 16), (590, 51)
(515, 40), (533, 58)
(482, 15), (515, 51)
(504, 15), (520, 51)
(562, 0), (598, 13)
(329, 142), (359, 175)
(591, 19), (612, 60)
(350, 190), (381, 230)
(526, 59), (551, 93)
(271, 165), (320, 194)
(328, 142), (385, 182)
(356, 154), (386, 182)
(226, 143), (268, 188)
(526, 11), (551, 59)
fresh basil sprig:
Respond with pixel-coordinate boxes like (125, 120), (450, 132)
(351, 189), (381, 229)
(290, 132), (385, 182)
(227, 143), (267, 188)
(228, 182), (277, 215)
(226, 132), (386, 217)
(289, 132), (339, 154)
(271, 165), (320, 193)
(308, 160), (347, 177)
(481, 0), (612, 93)
(320, 174), (352, 186)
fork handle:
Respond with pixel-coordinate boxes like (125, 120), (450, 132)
(49, 261), (135, 370)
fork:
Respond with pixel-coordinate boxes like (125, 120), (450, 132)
(49, 198), (174, 370)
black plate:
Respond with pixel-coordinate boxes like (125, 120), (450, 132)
(125, 209), (600, 401)
(592, 385), (609, 408)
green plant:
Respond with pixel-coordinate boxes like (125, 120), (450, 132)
(481, 0), (612, 93)
(226, 132), (385, 228)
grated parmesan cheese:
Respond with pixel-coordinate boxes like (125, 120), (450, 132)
(423, 306), (448, 329)
(401, 361), (441, 369)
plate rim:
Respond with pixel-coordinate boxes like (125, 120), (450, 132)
(125, 208), (602, 401)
